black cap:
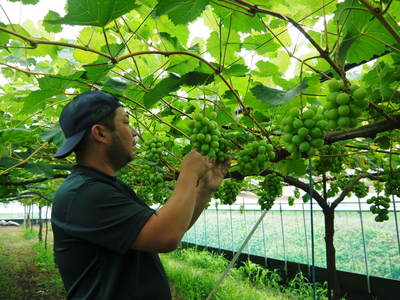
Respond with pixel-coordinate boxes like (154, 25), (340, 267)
(54, 91), (122, 158)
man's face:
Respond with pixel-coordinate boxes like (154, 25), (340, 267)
(107, 107), (138, 170)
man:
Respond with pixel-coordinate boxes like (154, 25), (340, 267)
(51, 91), (229, 299)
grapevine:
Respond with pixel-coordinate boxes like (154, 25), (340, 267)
(281, 107), (328, 158)
(237, 140), (275, 176)
(323, 79), (369, 130)
(257, 173), (282, 210)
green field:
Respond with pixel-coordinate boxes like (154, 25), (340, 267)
(183, 209), (400, 280)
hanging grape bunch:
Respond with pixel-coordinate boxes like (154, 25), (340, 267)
(323, 79), (369, 130)
(188, 112), (226, 161)
(143, 138), (164, 163)
(314, 144), (346, 174)
(257, 173), (282, 211)
(367, 196), (390, 222)
(237, 140), (275, 176)
(384, 168), (400, 197)
(352, 181), (369, 198)
(281, 107), (328, 158)
(213, 179), (243, 205)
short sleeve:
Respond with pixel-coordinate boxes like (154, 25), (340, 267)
(62, 181), (154, 254)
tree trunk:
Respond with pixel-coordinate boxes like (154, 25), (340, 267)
(45, 205), (49, 249)
(38, 205), (43, 242)
(323, 207), (342, 300)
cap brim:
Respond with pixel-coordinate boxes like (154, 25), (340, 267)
(54, 129), (87, 159)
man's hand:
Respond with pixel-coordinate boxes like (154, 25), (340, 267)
(180, 149), (211, 181)
(198, 157), (231, 192)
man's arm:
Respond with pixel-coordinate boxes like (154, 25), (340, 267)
(131, 150), (209, 253)
(188, 158), (231, 229)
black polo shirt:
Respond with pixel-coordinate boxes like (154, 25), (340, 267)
(51, 165), (171, 300)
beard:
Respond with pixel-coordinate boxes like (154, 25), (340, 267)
(106, 134), (133, 171)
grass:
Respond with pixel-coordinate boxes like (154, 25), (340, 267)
(161, 247), (329, 300)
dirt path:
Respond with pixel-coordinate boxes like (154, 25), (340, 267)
(0, 226), (64, 300)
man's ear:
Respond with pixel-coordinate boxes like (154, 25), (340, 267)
(91, 124), (111, 144)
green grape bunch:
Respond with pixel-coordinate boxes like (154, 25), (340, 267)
(213, 179), (243, 205)
(367, 196), (390, 222)
(188, 112), (227, 161)
(237, 140), (275, 176)
(314, 144), (346, 174)
(257, 174), (282, 211)
(143, 138), (164, 163)
(281, 107), (328, 158)
(323, 79), (369, 130)
(352, 181), (369, 198)
(384, 168), (400, 197)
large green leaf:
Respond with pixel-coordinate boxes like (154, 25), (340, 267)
(155, 0), (209, 25)
(53, 0), (139, 27)
(42, 123), (65, 147)
(43, 11), (62, 33)
(143, 72), (214, 108)
(334, 0), (398, 64)
(250, 80), (308, 106)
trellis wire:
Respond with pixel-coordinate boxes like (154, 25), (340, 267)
(203, 209), (207, 249)
(242, 196), (249, 259)
(392, 194), (400, 255)
(216, 206), (221, 250)
(261, 209), (268, 267)
(279, 203), (287, 274)
(229, 205), (234, 253)
(206, 210), (268, 300)
(357, 197), (371, 294)
(302, 203), (310, 274)
(308, 158), (316, 300)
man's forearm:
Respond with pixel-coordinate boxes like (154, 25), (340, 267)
(187, 186), (214, 229)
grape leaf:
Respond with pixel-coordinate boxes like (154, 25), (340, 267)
(41, 123), (65, 147)
(52, 0), (139, 27)
(43, 11), (62, 33)
(143, 72), (213, 108)
(251, 80), (308, 106)
(155, 0), (209, 25)
(223, 64), (249, 77)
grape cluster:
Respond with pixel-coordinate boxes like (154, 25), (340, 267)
(143, 138), (163, 163)
(323, 79), (369, 129)
(237, 140), (275, 176)
(257, 174), (282, 211)
(281, 107), (328, 158)
(352, 181), (369, 198)
(367, 196), (390, 222)
(188, 112), (227, 161)
(213, 179), (242, 205)
(384, 169), (400, 197)
(314, 144), (346, 174)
